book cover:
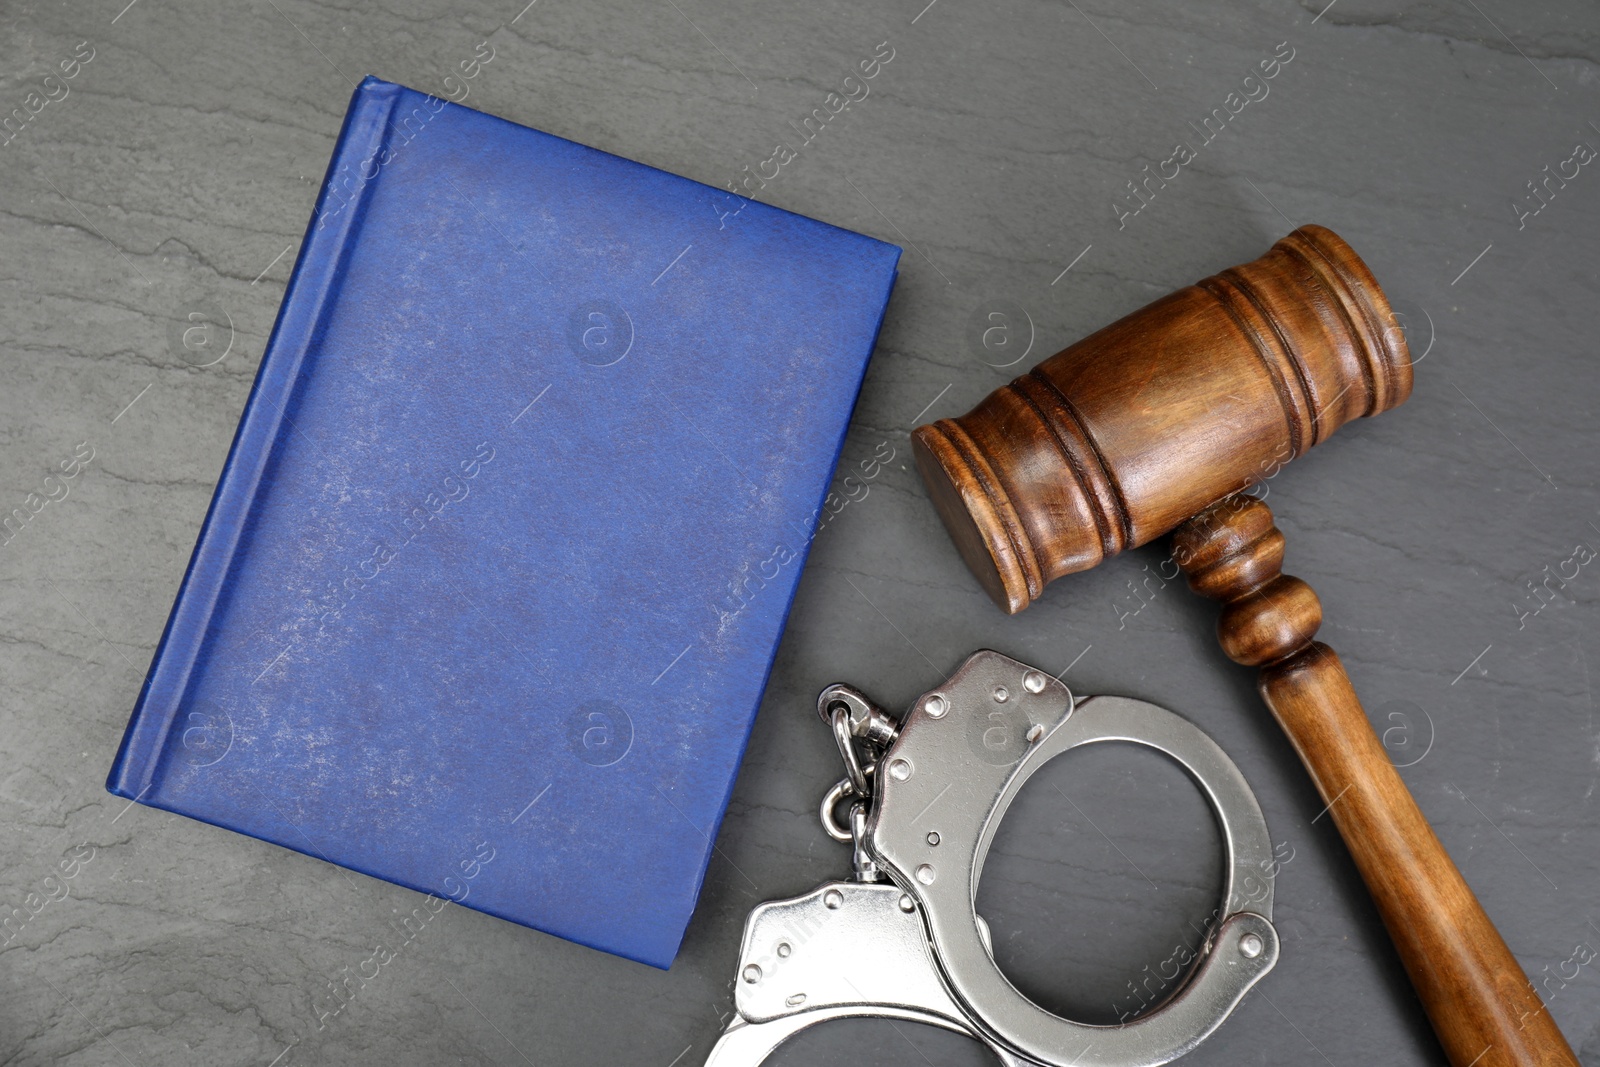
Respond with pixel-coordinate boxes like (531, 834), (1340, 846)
(107, 76), (900, 968)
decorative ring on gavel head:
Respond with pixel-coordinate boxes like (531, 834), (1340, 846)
(911, 225), (1413, 613)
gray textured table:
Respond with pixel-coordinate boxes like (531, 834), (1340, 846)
(2, 0), (1597, 1064)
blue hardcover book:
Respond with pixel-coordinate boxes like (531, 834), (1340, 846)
(107, 77), (900, 968)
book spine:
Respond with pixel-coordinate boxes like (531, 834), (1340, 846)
(106, 78), (405, 800)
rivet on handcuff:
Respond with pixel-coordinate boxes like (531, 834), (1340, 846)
(703, 650), (1280, 1067)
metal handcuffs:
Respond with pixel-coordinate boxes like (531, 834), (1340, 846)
(704, 650), (1280, 1067)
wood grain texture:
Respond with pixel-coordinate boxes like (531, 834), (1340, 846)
(1175, 496), (1578, 1067)
(914, 227), (1581, 1063)
(913, 224), (1412, 614)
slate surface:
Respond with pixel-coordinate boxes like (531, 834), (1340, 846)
(1, 1), (1596, 1064)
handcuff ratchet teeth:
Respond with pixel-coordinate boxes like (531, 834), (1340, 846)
(705, 650), (1280, 1067)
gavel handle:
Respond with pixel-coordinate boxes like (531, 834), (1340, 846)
(1172, 495), (1577, 1067)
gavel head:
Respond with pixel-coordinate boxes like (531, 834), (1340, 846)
(913, 225), (1413, 613)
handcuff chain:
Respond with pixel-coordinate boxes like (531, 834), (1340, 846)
(820, 705), (879, 844)
(819, 692), (897, 846)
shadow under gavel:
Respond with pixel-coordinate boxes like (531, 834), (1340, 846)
(912, 225), (1577, 1067)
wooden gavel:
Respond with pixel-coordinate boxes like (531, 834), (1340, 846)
(912, 225), (1577, 1066)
